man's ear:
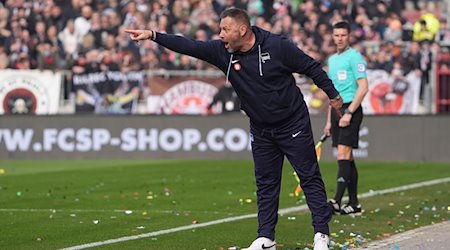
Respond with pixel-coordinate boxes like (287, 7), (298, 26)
(239, 25), (248, 37)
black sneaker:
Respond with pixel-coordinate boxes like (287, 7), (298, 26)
(340, 203), (362, 216)
(328, 199), (340, 214)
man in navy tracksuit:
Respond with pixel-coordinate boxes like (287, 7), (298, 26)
(126, 8), (342, 250)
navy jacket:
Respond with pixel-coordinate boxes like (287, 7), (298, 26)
(154, 26), (339, 128)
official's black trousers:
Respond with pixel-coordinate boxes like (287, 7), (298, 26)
(250, 111), (331, 240)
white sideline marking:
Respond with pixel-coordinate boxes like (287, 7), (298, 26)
(61, 177), (450, 250)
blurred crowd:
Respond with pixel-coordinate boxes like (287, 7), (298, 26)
(0, 0), (448, 97)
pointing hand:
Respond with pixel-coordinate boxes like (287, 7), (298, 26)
(124, 29), (153, 42)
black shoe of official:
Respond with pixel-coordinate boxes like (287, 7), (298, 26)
(340, 203), (362, 216)
(328, 199), (340, 215)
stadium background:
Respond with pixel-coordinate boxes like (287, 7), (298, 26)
(0, 0), (449, 161)
(0, 1), (449, 250)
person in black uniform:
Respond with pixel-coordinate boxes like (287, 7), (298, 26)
(125, 8), (342, 250)
(207, 82), (241, 113)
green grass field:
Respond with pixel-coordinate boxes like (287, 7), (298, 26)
(0, 160), (449, 250)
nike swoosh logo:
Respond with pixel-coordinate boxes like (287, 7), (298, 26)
(337, 177), (346, 182)
(292, 131), (302, 137)
(262, 243), (276, 249)
(231, 59), (240, 64)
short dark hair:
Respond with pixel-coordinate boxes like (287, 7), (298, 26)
(220, 8), (251, 28)
(333, 21), (351, 33)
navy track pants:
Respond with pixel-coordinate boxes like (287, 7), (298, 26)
(250, 113), (331, 240)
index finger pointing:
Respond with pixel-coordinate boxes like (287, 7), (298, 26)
(124, 29), (138, 34)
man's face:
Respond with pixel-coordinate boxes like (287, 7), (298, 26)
(332, 28), (350, 51)
(219, 17), (243, 53)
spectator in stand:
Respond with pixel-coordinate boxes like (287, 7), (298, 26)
(49, 4), (66, 32)
(103, 33), (117, 51)
(9, 37), (28, 68)
(370, 47), (394, 73)
(36, 40), (61, 71)
(15, 54), (31, 69)
(411, 0), (421, 10)
(0, 6), (10, 21)
(247, 0), (264, 25)
(383, 13), (403, 42)
(79, 32), (96, 54)
(100, 49), (120, 71)
(141, 49), (160, 70)
(194, 57), (208, 70)
(272, 0), (291, 23)
(116, 25), (140, 60)
(46, 24), (65, 66)
(168, 0), (190, 31)
(60, 0), (82, 23)
(418, 40), (433, 100)
(321, 32), (335, 57)
(0, 47), (9, 69)
(212, 0), (246, 17)
(33, 20), (48, 46)
(401, 41), (421, 76)
(134, 11), (148, 30)
(176, 54), (196, 70)
(195, 28), (209, 41)
(148, 1), (169, 23)
(413, 19), (433, 42)
(336, 0), (357, 22)
(173, 20), (190, 36)
(122, 1), (139, 27)
(0, 17), (12, 49)
(74, 5), (93, 38)
(158, 50), (176, 70)
(99, 14), (114, 38)
(329, 10), (345, 28)
(106, 10), (121, 36)
(93, 0), (110, 14)
(279, 14), (293, 37)
(90, 12), (103, 48)
(423, 0), (442, 10)
(190, 0), (219, 29)
(58, 19), (82, 66)
(293, 0), (312, 27)
(434, 18), (450, 44)
(121, 49), (142, 71)
(289, 22), (304, 45)
(71, 52), (87, 75)
(388, 0), (405, 16)
(313, 23), (329, 50)
(157, 14), (169, 33)
(84, 49), (101, 73)
(354, 9), (381, 42)
(317, 1), (334, 24)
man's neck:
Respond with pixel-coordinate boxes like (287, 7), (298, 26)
(240, 32), (256, 52)
(338, 46), (350, 54)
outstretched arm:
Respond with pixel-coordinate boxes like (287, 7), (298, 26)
(124, 29), (223, 68)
